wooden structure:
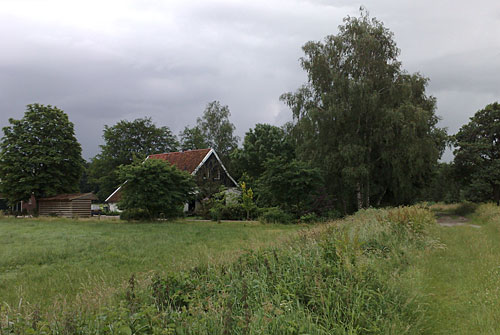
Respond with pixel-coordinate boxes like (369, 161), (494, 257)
(105, 148), (238, 212)
(38, 193), (98, 218)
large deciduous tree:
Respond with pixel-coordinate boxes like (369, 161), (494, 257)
(0, 104), (84, 205)
(89, 117), (178, 200)
(281, 10), (446, 212)
(231, 123), (295, 180)
(197, 101), (239, 160)
(117, 159), (195, 219)
(257, 157), (323, 216)
(454, 102), (500, 205)
(179, 126), (208, 151)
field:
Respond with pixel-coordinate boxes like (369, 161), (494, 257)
(2, 205), (500, 334)
(0, 217), (301, 315)
(416, 203), (500, 334)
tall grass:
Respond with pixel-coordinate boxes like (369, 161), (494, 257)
(1, 206), (440, 334)
(0, 218), (300, 320)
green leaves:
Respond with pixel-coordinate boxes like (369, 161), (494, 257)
(281, 11), (446, 211)
(89, 117), (178, 201)
(0, 104), (83, 205)
(117, 159), (196, 219)
(454, 102), (500, 204)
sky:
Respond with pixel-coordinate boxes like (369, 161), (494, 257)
(1, 0), (499, 161)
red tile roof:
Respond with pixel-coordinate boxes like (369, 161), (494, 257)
(148, 148), (211, 173)
(106, 149), (212, 203)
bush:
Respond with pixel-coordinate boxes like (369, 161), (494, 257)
(299, 212), (319, 223)
(324, 209), (342, 220)
(453, 201), (478, 216)
(258, 207), (294, 224)
(209, 202), (259, 221)
(120, 208), (151, 221)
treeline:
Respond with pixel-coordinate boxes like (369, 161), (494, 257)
(1, 10), (499, 216)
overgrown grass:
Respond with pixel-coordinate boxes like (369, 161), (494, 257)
(1, 206), (440, 334)
(416, 203), (500, 334)
(0, 217), (300, 319)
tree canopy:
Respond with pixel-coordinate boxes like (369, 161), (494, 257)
(0, 104), (83, 205)
(89, 117), (178, 200)
(257, 158), (323, 216)
(454, 102), (500, 205)
(117, 159), (195, 219)
(281, 10), (446, 212)
(179, 126), (208, 151)
(197, 101), (239, 159)
(231, 123), (295, 180)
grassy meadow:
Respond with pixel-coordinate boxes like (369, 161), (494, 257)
(0, 217), (300, 315)
(2, 204), (500, 334)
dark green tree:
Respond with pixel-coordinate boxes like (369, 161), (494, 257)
(179, 126), (208, 151)
(117, 159), (195, 219)
(231, 123), (295, 180)
(0, 104), (83, 205)
(418, 162), (462, 203)
(257, 158), (323, 216)
(454, 102), (500, 205)
(196, 101), (239, 160)
(89, 117), (178, 201)
(281, 10), (446, 211)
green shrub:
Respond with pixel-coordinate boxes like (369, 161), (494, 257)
(299, 212), (319, 223)
(209, 202), (258, 221)
(453, 201), (478, 216)
(258, 207), (294, 224)
(120, 208), (151, 221)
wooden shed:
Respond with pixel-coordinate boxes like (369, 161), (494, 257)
(38, 193), (98, 218)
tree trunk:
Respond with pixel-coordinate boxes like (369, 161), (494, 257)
(376, 188), (387, 207)
(494, 185), (500, 206)
(365, 177), (370, 208)
(356, 182), (363, 211)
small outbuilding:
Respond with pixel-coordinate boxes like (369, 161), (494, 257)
(38, 193), (98, 218)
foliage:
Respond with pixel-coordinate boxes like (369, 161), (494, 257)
(418, 162), (462, 203)
(257, 157), (323, 216)
(197, 101), (239, 160)
(119, 208), (151, 221)
(452, 201), (478, 216)
(179, 125), (208, 150)
(240, 181), (256, 220)
(207, 187), (257, 221)
(453, 102), (500, 205)
(89, 117), (178, 201)
(209, 202), (257, 221)
(0, 104), (83, 205)
(258, 207), (294, 224)
(1, 206), (439, 334)
(299, 212), (319, 223)
(231, 123), (295, 180)
(117, 159), (195, 219)
(281, 10), (446, 212)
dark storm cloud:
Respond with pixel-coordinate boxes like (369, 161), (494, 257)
(1, 0), (499, 161)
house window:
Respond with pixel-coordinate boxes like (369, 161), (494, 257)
(215, 169), (221, 180)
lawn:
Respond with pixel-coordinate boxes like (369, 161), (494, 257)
(0, 217), (301, 315)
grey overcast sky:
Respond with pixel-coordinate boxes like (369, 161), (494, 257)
(1, 0), (499, 160)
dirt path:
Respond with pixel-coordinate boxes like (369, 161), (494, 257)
(436, 214), (481, 228)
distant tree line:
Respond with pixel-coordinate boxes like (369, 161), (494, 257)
(1, 10), (499, 218)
